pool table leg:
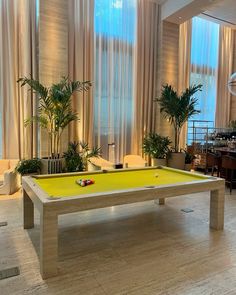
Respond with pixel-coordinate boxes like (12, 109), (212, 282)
(210, 189), (225, 230)
(159, 198), (165, 205)
(155, 198), (165, 205)
(40, 210), (58, 279)
(23, 190), (34, 229)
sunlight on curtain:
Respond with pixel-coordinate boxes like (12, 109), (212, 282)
(68, 0), (94, 146)
(132, 0), (158, 156)
(215, 25), (234, 128)
(0, 0), (38, 159)
(179, 20), (192, 149)
(190, 17), (220, 125)
(94, 0), (136, 162)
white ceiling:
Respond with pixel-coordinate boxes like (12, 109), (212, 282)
(203, 0), (236, 28)
(161, 0), (236, 29)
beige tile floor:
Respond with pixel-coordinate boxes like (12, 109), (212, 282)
(1, 188), (236, 294)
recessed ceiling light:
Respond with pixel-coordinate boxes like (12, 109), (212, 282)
(178, 16), (182, 19)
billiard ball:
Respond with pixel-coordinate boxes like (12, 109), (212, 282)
(76, 179), (95, 186)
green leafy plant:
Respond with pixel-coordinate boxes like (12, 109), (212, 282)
(156, 84), (202, 152)
(15, 158), (41, 175)
(17, 76), (92, 158)
(79, 141), (101, 169)
(184, 151), (195, 164)
(63, 142), (84, 172)
(143, 133), (171, 159)
(63, 141), (101, 172)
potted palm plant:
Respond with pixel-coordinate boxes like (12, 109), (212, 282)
(143, 133), (171, 166)
(156, 84), (202, 170)
(17, 77), (91, 173)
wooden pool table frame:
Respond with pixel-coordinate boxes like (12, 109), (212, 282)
(22, 166), (225, 279)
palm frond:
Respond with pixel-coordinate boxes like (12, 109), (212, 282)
(24, 115), (49, 129)
(87, 146), (101, 158)
(17, 77), (48, 99)
(156, 83), (202, 152)
(19, 76), (92, 157)
(79, 141), (89, 152)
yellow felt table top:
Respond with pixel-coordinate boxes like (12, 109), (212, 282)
(33, 168), (206, 198)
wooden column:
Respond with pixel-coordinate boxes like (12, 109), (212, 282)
(156, 20), (179, 140)
(39, 0), (69, 157)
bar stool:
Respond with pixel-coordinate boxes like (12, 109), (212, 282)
(205, 152), (221, 177)
(220, 155), (236, 194)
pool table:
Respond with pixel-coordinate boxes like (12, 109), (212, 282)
(22, 166), (225, 279)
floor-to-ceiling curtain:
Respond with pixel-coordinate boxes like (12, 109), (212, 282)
(132, 0), (159, 155)
(178, 19), (192, 149)
(68, 0), (94, 146)
(215, 25), (234, 128)
(190, 17), (220, 127)
(68, 0), (159, 162)
(93, 0), (136, 162)
(0, 0), (38, 159)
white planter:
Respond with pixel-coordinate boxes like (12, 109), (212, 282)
(151, 158), (166, 167)
(87, 161), (101, 171)
(41, 158), (65, 174)
(167, 152), (185, 170)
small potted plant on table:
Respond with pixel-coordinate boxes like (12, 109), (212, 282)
(143, 133), (171, 166)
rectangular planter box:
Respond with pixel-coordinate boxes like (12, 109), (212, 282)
(41, 158), (65, 174)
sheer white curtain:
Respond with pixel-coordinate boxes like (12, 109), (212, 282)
(215, 25), (234, 128)
(69, 0), (159, 162)
(93, 0), (136, 162)
(190, 17), (220, 125)
(0, 0), (38, 159)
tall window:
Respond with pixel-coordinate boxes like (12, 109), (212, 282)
(94, 0), (137, 162)
(190, 17), (220, 124)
